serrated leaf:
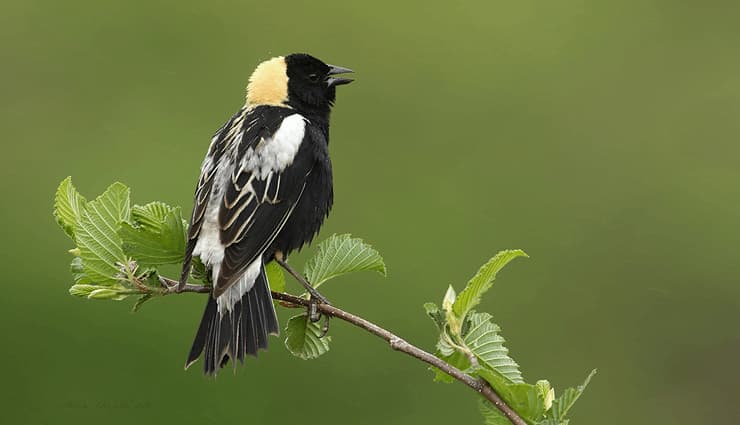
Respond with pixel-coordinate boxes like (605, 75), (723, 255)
(431, 349), (470, 384)
(265, 261), (285, 293)
(436, 333), (457, 357)
(478, 368), (547, 423)
(54, 177), (89, 240)
(547, 369), (596, 421)
(131, 293), (153, 312)
(536, 380), (555, 411)
(479, 399), (514, 425)
(189, 256), (209, 283)
(69, 284), (99, 297)
(430, 365), (455, 384)
(452, 250), (528, 321)
(71, 282), (130, 301)
(304, 234), (386, 289)
(119, 203), (186, 267)
(70, 256), (87, 283)
(88, 288), (125, 300)
(130, 202), (170, 230)
(75, 182), (131, 285)
(284, 313), (331, 359)
(424, 302), (446, 330)
(464, 311), (523, 383)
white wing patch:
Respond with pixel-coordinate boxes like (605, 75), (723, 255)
(244, 114), (307, 179)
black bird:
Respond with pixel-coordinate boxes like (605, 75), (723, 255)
(178, 53), (353, 374)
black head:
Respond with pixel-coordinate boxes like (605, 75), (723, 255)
(284, 53), (353, 112)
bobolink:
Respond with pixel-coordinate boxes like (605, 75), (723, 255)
(178, 53), (353, 374)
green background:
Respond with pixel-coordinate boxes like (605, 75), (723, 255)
(2, 0), (739, 423)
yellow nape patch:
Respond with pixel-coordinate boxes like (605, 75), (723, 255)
(246, 56), (289, 107)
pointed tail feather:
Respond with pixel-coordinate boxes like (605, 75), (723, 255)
(185, 263), (279, 375)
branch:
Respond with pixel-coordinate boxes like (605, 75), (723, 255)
(157, 276), (526, 425)
(270, 291), (526, 425)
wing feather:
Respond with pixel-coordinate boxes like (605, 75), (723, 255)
(213, 112), (311, 295)
(179, 109), (245, 286)
(181, 106), (313, 295)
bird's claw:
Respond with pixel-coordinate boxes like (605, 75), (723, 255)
(159, 277), (175, 289)
(319, 314), (330, 338)
(158, 277), (185, 293)
(308, 297), (321, 322)
(307, 295), (331, 338)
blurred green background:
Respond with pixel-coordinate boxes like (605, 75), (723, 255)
(2, 0), (739, 423)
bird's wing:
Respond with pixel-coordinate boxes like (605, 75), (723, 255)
(214, 108), (315, 297)
(180, 110), (245, 286)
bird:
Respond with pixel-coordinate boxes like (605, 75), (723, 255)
(178, 53), (353, 374)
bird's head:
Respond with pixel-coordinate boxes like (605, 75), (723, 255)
(246, 53), (353, 113)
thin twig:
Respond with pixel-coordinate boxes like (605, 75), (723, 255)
(156, 276), (526, 425)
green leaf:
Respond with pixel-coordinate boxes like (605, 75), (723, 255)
(464, 311), (523, 383)
(430, 366), (455, 384)
(478, 368), (548, 423)
(424, 302), (446, 331)
(74, 182), (131, 285)
(452, 250), (528, 320)
(189, 257), (209, 283)
(547, 369), (596, 421)
(436, 333), (457, 357)
(265, 261), (285, 293)
(131, 294), (153, 312)
(54, 177), (87, 240)
(88, 288), (125, 300)
(536, 380), (555, 412)
(69, 284), (129, 300)
(304, 234), (386, 289)
(284, 313), (331, 359)
(431, 349), (470, 383)
(129, 202), (170, 230)
(119, 202), (186, 267)
(70, 256), (87, 283)
(69, 284), (100, 297)
(479, 399), (515, 425)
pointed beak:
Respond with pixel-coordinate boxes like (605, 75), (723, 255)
(327, 64), (354, 87)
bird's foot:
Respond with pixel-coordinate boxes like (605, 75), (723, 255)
(274, 253), (331, 337)
(307, 296), (331, 337)
(305, 284), (331, 306)
(158, 276), (176, 290)
(307, 289), (331, 338)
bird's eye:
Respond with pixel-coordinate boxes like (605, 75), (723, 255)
(307, 73), (321, 83)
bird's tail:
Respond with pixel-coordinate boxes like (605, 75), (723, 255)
(185, 264), (279, 375)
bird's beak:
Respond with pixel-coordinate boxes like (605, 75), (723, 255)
(327, 64), (354, 87)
